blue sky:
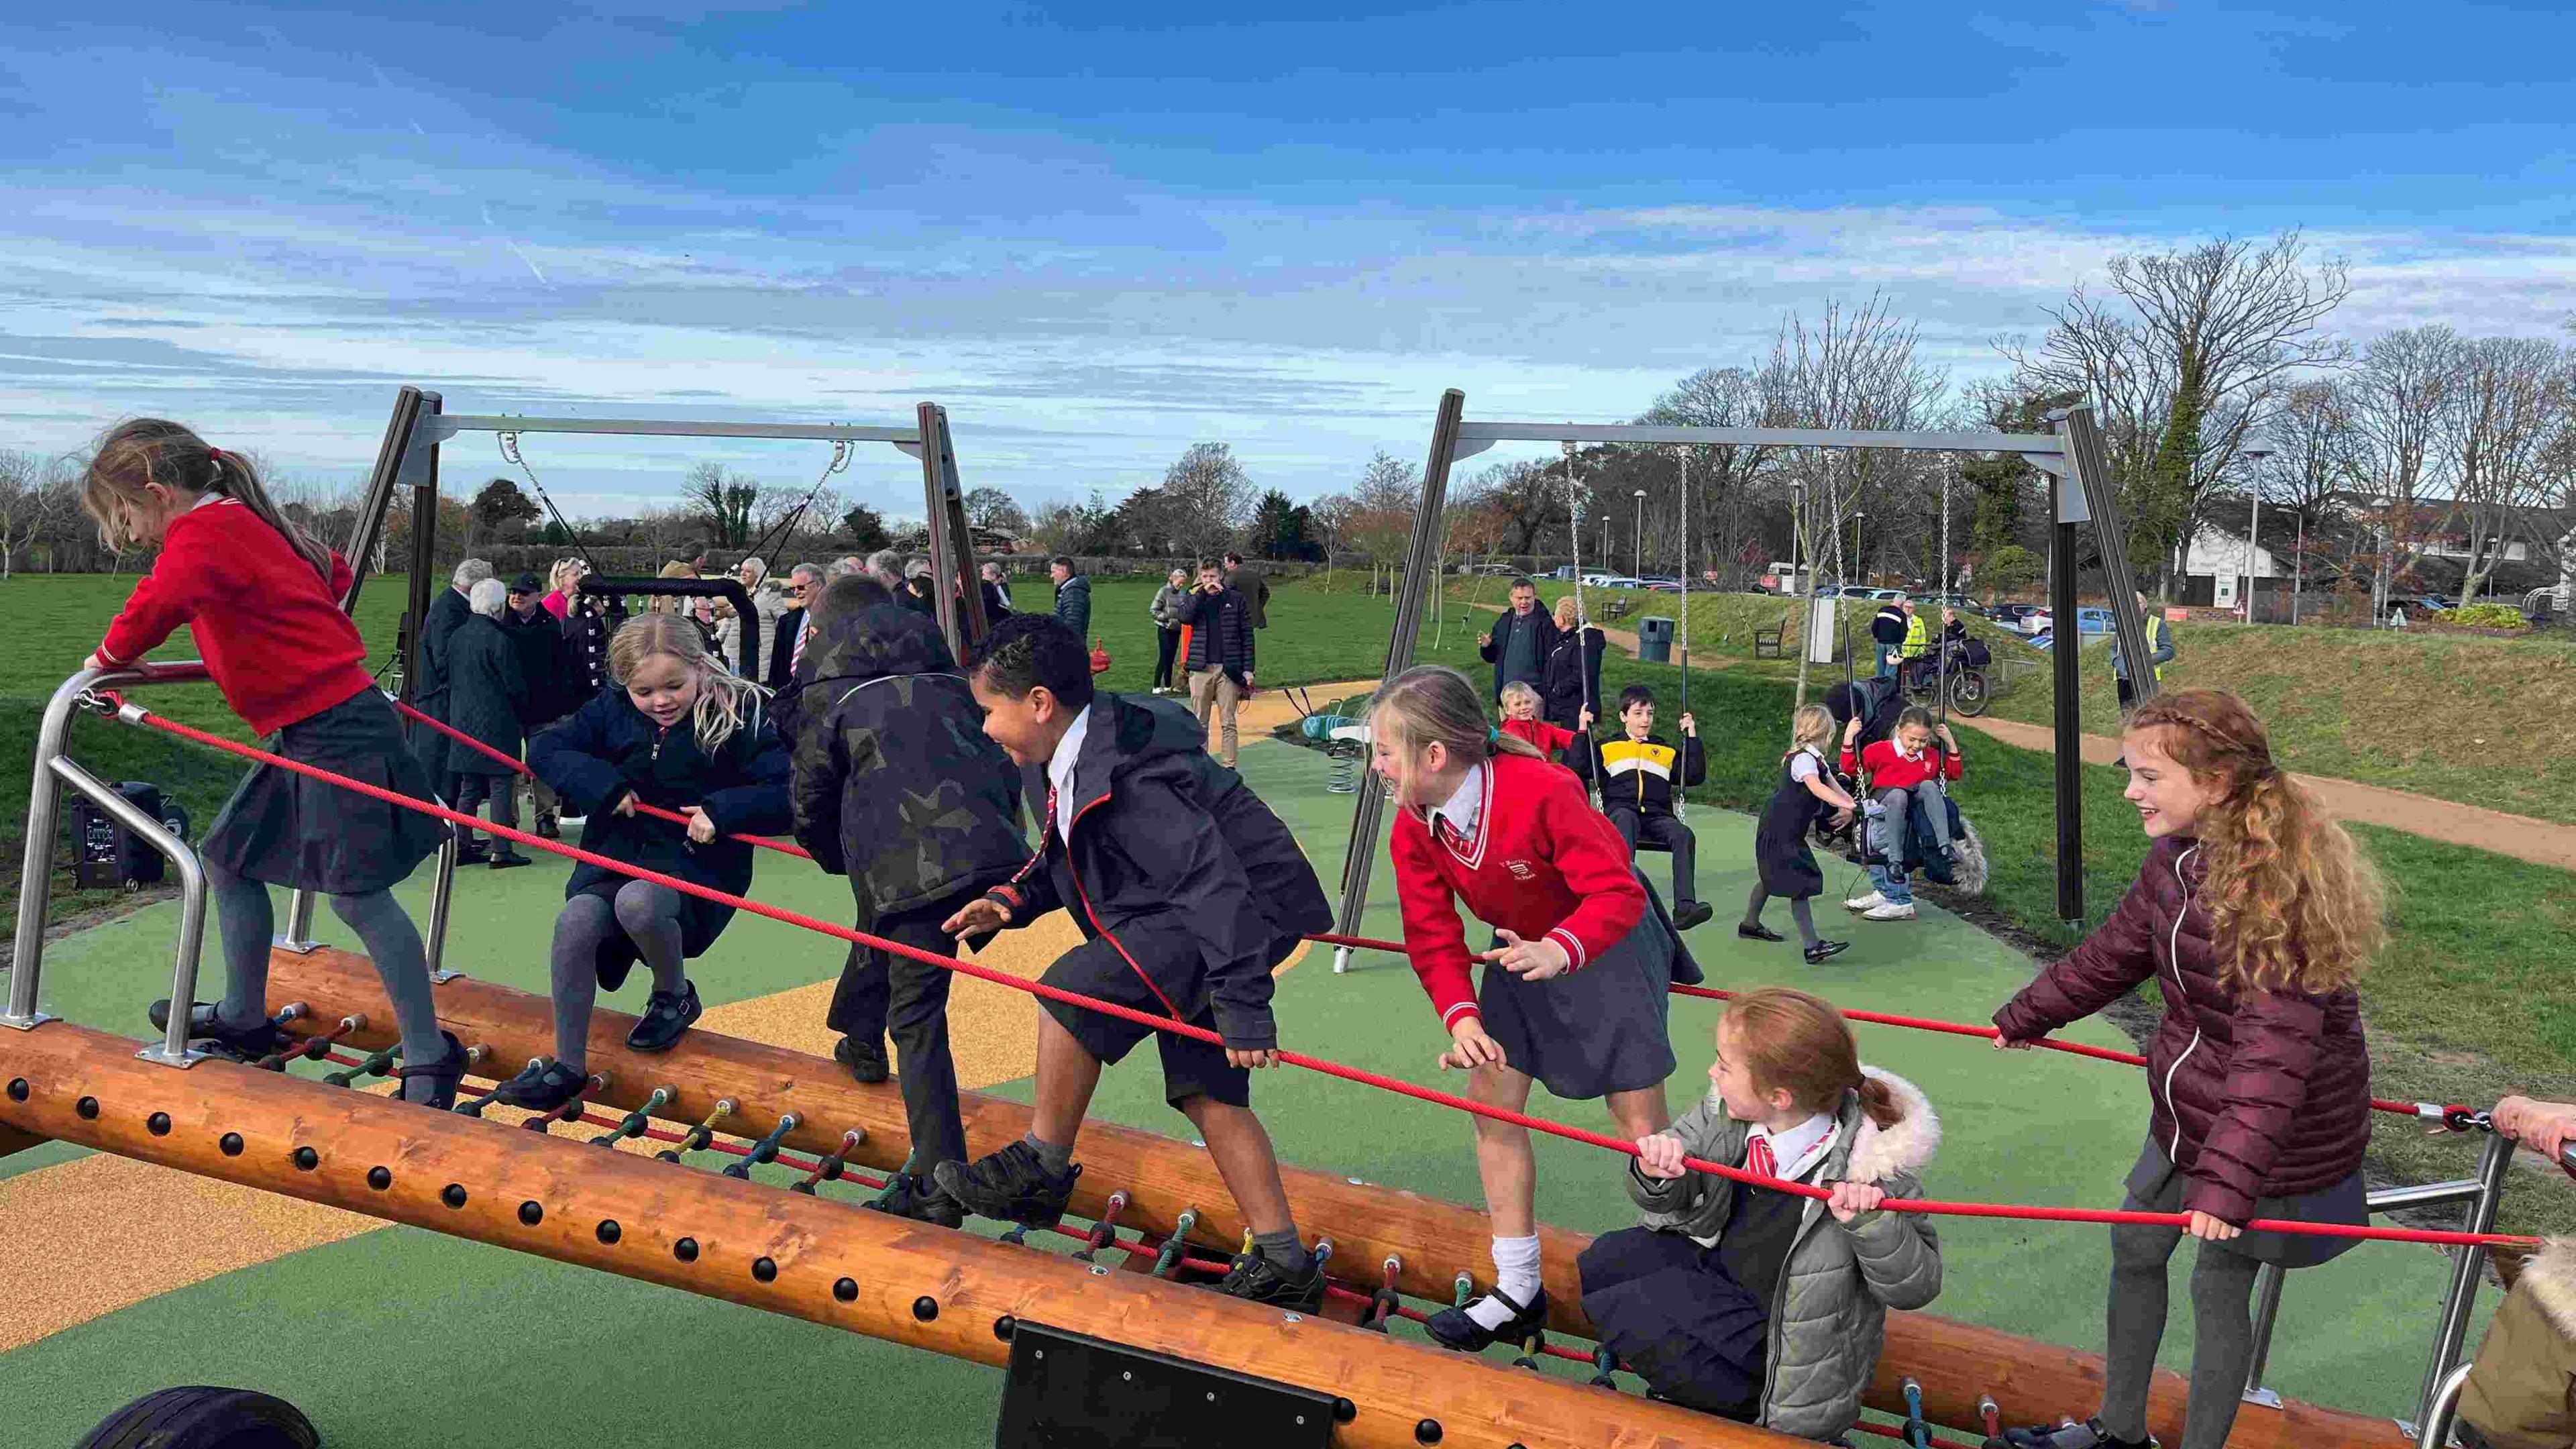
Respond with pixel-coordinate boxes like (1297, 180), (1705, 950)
(5, 2), (2575, 515)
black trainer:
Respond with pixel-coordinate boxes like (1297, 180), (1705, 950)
(487, 850), (533, 871)
(864, 1171), (966, 1229)
(1805, 939), (1852, 963)
(453, 841), (491, 867)
(1424, 1286), (1549, 1352)
(1217, 1250), (1328, 1312)
(1672, 900), (1715, 931)
(834, 1033), (890, 1085)
(146, 1000), (287, 1061)
(398, 1030), (470, 1112)
(932, 1141), (1081, 1230)
(2002, 1419), (2158, 1449)
(626, 981), (702, 1053)
(490, 1059), (588, 1112)
(1737, 921), (1785, 943)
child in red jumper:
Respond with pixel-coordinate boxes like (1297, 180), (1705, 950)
(1495, 680), (1584, 766)
(1839, 706), (1963, 922)
(1371, 664), (1690, 1352)
(80, 419), (464, 1104)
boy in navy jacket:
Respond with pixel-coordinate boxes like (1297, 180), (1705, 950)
(938, 613), (1334, 1309)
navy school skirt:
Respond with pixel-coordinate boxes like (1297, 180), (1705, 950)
(1480, 889), (1679, 1101)
(199, 688), (448, 896)
(2123, 1139), (2368, 1269)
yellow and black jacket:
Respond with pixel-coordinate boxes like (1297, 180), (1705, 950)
(1568, 732), (1705, 817)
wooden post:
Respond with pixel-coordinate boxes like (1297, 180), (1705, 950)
(254, 948), (2413, 1449)
(0, 1018), (1760, 1449)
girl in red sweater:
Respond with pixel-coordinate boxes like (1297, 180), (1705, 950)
(1839, 705), (1963, 922)
(1495, 680), (1584, 765)
(1371, 665), (1686, 1352)
(80, 420), (464, 1105)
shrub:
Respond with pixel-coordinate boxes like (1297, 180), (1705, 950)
(2433, 603), (2530, 631)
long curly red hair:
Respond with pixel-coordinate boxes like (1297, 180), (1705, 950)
(2125, 689), (2384, 996)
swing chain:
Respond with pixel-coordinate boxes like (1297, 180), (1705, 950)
(497, 431), (602, 575)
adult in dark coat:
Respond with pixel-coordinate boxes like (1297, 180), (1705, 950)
(443, 583), (531, 867)
(1049, 555), (1091, 638)
(1870, 598), (1909, 682)
(506, 573), (578, 836)
(765, 563), (820, 692)
(1222, 552), (1271, 629)
(1541, 595), (1608, 731)
(788, 582), (1027, 1214)
(1477, 578), (1560, 706)
(411, 559), (489, 793)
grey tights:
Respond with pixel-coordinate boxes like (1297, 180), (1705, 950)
(207, 861), (447, 1103)
(2099, 1218), (2267, 1449)
(1742, 885), (1820, 947)
(549, 881), (688, 1072)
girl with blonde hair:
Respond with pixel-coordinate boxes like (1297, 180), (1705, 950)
(1741, 704), (1858, 962)
(1370, 664), (1697, 1352)
(1994, 689), (2384, 1449)
(509, 613), (791, 1108)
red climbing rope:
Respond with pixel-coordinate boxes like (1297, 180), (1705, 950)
(395, 701), (2473, 1128)
(109, 697), (2540, 1252)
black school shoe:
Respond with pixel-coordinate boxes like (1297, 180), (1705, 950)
(834, 1033), (890, 1085)
(1218, 1251), (1328, 1312)
(487, 849), (533, 870)
(864, 1171), (966, 1229)
(1424, 1287), (1550, 1352)
(1672, 900), (1716, 931)
(2002, 1419), (2158, 1449)
(399, 1030), (470, 1111)
(1737, 921), (1785, 943)
(1805, 940), (1852, 963)
(626, 981), (702, 1053)
(932, 1141), (1081, 1230)
(535, 814), (561, 840)
(490, 1059), (588, 1112)
(146, 1000), (287, 1061)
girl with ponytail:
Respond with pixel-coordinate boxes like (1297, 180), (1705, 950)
(78, 418), (466, 1106)
(1370, 665), (1696, 1354)
(1581, 986), (1942, 1439)
(1992, 689), (2384, 1449)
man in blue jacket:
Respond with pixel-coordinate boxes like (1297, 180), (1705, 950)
(937, 614), (1333, 1309)
(1049, 555), (1091, 639)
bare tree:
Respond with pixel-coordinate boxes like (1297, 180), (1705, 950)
(2444, 335), (2567, 601)
(2256, 379), (2366, 613)
(963, 486), (1030, 536)
(684, 461), (759, 549)
(1637, 364), (1793, 580)
(2003, 231), (2350, 593)
(2345, 325), (2462, 615)
(1159, 443), (1255, 558)
(0, 449), (74, 580)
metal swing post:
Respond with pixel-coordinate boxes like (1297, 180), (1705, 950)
(1564, 439), (1600, 805)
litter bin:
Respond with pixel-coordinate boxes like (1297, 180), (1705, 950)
(1636, 615), (1674, 663)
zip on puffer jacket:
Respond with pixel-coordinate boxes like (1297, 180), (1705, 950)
(1992, 833), (2372, 1224)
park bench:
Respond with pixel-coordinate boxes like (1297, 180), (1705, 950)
(1754, 611), (1791, 658)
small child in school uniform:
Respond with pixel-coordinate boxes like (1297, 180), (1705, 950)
(1840, 706), (1964, 923)
(936, 614), (1337, 1309)
(496, 613), (792, 1109)
(1582, 987), (1942, 1440)
(1741, 704), (1857, 963)
(80, 419), (466, 1105)
(1567, 684), (1714, 931)
(1495, 680), (1585, 765)
(1373, 664), (1697, 1352)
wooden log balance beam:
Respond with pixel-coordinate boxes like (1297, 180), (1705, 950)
(263, 947), (2414, 1449)
(0, 1016), (1768, 1449)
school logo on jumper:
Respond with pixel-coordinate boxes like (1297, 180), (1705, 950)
(1506, 859), (1536, 880)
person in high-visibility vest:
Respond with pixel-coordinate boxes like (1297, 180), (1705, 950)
(1898, 599), (1929, 686)
(2109, 590), (2176, 711)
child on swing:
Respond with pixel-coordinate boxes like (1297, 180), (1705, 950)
(1496, 680), (1584, 765)
(1372, 664), (1686, 1351)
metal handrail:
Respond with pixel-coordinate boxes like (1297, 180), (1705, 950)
(50, 757), (209, 1067)
(7, 662), (213, 1049)
(2416, 1360), (2477, 1447)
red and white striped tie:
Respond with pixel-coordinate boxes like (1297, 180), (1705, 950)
(1747, 1134), (1777, 1181)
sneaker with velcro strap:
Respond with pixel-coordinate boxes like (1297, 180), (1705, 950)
(1216, 1250), (1328, 1312)
(933, 1140), (1081, 1230)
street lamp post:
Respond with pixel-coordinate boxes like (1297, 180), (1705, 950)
(2237, 437), (2276, 622)
(1633, 488), (1647, 579)
(1850, 513), (1866, 587)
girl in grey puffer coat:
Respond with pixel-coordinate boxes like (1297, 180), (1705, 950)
(1583, 989), (1942, 1442)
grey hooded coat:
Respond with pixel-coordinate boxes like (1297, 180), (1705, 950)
(1624, 1067), (1944, 1442)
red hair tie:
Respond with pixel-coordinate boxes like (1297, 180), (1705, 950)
(205, 447), (225, 465)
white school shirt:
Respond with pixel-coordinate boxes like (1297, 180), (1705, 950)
(1046, 704), (1093, 840)
(1693, 1110), (1841, 1248)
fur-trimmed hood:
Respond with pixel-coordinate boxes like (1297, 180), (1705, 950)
(2519, 1236), (2576, 1338)
(1844, 1065), (1941, 1185)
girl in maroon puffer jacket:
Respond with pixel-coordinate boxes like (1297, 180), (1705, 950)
(1991, 689), (2385, 1449)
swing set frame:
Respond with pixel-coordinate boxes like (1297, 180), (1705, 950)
(1327, 390), (2161, 972)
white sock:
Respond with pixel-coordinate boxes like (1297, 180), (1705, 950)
(1465, 1234), (1544, 1330)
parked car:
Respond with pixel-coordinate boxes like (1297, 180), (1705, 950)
(1990, 603), (2045, 630)
(1597, 576), (1644, 590)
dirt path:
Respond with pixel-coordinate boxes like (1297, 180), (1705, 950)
(1470, 602), (2576, 871)
(1949, 715), (2576, 871)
